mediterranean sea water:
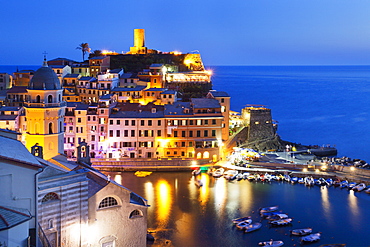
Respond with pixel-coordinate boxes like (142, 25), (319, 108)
(113, 171), (370, 247)
(210, 66), (370, 162)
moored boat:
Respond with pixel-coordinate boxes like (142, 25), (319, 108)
(340, 180), (348, 188)
(348, 182), (357, 190)
(301, 233), (321, 243)
(134, 171), (152, 177)
(290, 228), (313, 236)
(244, 222), (262, 233)
(192, 168), (201, 176)
(269, 218), (292, 226)
(232, 216), (251, 224)
(304, 176), (314, 186)
(236, 219), (252, 230)
(260, 205), (279, 214)
(352, 183), (366, 192)
(325, 178), (333, 186)
(212, 168), (224, 178)
(258, 240), (284, 246)
(266, 213), (289, 221)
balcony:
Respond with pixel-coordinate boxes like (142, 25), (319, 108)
(24, 101), (67, 108)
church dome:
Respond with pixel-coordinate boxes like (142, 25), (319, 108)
(28, 60), (62, 90)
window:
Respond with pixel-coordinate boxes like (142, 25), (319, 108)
(140, 120), (145, 126)
(109, 130), (113, 137)
(98, 197), (118, 209)
(91, 135), (95, 141)
(221, 98), (225, 103)
(157, 130), (162, 137)
(174, 131), (178, 137)
(212, 130), (216, 137)
(197, 130), (201, 137)
(129, 209), (143, 219)
(197, 120), (202, 125)
(124, 130), (128, 137)
(116, 130), (120, 137)
(131, 120), (135, 126)
(204, 130), (208, 137)
(78, 118), (81, 123)
(116, 120), (120, 125)
(131, 130), (135, 137)
(42, 192), (59, 203)
(158, 120), (162, 126)
(182, 131), (186, 137)
(212, 119), (216, 125)
(204, 120), (208, 125)
(148, 120), (152, 126)
(189, 131), (193, 137)
(125, 120), (129, 126)
(109, 120), (113, 125)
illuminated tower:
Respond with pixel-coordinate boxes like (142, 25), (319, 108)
(24, 58), (66, 160)
(129, 29), (147, 54)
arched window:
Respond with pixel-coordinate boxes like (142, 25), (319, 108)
(48, 95), (53, 103)
(49, 122), (53, 134)
(203, 151), (210, 159)
(42, 192), (60, 203)
(48, 219), (54, 229)
(36, 95), (41, 103)
(197, 152), (202, 159)
(129, 209), (143, 219)
(98, 197), (118, 209)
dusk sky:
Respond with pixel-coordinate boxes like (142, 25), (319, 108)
(2, 0), (370, 66)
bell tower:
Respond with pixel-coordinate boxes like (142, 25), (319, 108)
(24, 58), (65, 160)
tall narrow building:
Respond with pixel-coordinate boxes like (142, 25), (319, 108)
(24, 58), (66, 160)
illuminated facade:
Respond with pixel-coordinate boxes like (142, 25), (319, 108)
(128, 29), (148, 54)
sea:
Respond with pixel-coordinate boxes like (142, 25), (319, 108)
(2, 65), (370, 246)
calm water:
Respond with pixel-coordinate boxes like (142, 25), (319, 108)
(210, 66), (370, 162)
(112, 171), (370, 247)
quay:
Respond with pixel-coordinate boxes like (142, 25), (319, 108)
(90, 155), (370, 185)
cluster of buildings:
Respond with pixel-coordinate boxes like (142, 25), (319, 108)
(0, 29), (276, 246)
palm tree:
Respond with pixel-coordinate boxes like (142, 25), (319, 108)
(76, 43), (91, 61)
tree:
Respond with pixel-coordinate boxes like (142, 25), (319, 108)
(88, 49), (103, 59)
(76, 43), (91, 61)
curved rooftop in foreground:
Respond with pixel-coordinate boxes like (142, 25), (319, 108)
(28, 60), (62, 90)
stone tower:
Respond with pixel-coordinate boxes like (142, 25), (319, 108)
(24, 58), (66, 160)
(242, 106), (275, 144)
(129, 29), (147, 54)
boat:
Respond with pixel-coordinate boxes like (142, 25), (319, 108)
(269, 218), (292, 226)
(365, 186), (370, 194)
(318, 244), (346, 247)
(352, 183), (366, 192)
(266, 213), (289, 221)
(212, 168), (224, 178)
(192, 168), (201, 176)
(260, 211), (283, 218)
(291, 177), (298, 184)
(348, 182), (357, 190)
(242, 172), (250, 179)
(340, 180), (348, 189)
(301, 233), (321, 243)
(236, 173), (244, 181)
(298, 177), (305, 184)
(283, 174), (291, 182)
(236, 219), (252, 229)
(325, 178), (333, 186)
(318, 177), (327, 186)
(260, 205), (279, 213)
(134, 171), (152, 177)
(304, 176), (315, 186)
(258, 240), (284, 246)
(232, 216), (251, 224)
(244, 222), (262, 233)
(195, 179), (203, 187)
(290, 228), (313, 236)
(333, 180), (341, 187)
(223, 170), (238, 180)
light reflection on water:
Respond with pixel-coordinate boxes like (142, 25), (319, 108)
(109, 171), (370, 247)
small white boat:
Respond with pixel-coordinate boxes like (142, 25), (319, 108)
(223, 170), (238, 180)
(365, 186), (370, 194)
(236, 173), (244, 181)
(301, 233), (321, 243)
(192, 169), (201, 176)
(348, 182), (357, 190)
(290, 228), (313, 236)
(352, 183), (366, 192)
(212, 168), (224, 178)
(244, 222), (262, 233)
(242, 172), (250, 179)
(304, 176), (314, 186)
(298, 177), (305, 184)
(260, 205), (279, 214)
(258, 240), (284, 246)
(267, 213), (289, 221)
(236, 219), (252, 230)
(291, 177), (298, 184)
(269, 218), (292, 226)
(232, 216), (251, 224)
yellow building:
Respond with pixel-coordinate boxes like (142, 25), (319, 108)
(23, 59), (66, 160)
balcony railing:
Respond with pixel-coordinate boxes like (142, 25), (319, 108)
(24, 101), (67, 108)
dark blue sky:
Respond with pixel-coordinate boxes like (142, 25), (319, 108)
(2, 0), (370, 65)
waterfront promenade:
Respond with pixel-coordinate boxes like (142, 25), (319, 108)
(91, 153), (370, 185)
